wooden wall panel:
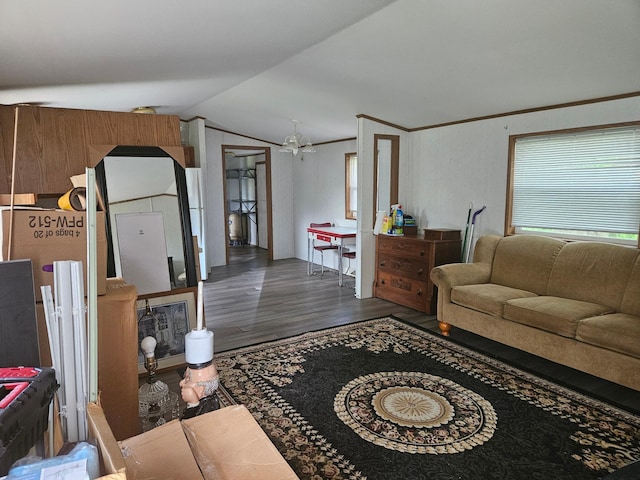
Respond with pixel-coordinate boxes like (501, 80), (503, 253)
(82, 110), (122, 146)
(83, 110), (181, 146)
(0, 105), (182, 196)
(40, 108), (87, 193)
(13, 107), (45, 193)
(0, 107), (16, 192)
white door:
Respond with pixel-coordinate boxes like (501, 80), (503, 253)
(116, 212), (172, 295)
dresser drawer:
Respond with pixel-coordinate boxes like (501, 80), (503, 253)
(377, 254), (428, 281)
(375, 271), (428, 312)
(377, 236), (432, 262)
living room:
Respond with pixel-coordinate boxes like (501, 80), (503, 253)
(1, 1), (639, 478)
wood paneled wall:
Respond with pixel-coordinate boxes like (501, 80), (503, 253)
(0, 105), (182, 195)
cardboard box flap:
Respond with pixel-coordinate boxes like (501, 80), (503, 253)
(87, 402), (297, 480)
(182, 405), (299, 480)
(120, 419), (203, 480)
(87, 403), (127, 476)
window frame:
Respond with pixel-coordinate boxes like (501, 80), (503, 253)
(345, 152), (357, 220)
(505, 121), (640, 246)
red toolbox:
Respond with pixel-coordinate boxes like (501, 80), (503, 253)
(0, 367), (58, 475)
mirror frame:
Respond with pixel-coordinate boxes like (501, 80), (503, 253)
(95, 145), (198, 290)
(373, 134), (399, 225)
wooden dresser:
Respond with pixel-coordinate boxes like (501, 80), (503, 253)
(374, 229), (461, 315)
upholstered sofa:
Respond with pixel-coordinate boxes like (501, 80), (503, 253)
(430, 234), (640, 391)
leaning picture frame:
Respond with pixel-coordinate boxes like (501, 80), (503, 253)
(136, 287), (198, 374)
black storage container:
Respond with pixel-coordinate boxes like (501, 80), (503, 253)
(0, 367), (58, 475)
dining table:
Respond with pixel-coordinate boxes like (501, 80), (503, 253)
(306, 225), (357, 287)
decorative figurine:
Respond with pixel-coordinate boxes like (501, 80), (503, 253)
(180, 363), (220, 419)
(180, 281), (220, 419)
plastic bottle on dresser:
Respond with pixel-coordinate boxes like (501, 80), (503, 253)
(394, 205), (404, 235)
(390, 205), (398, 234)
(381, 215), (391, 234)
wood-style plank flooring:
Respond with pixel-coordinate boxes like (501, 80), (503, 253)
(153, 245), (639, 415)
(203, 246), (436, 352)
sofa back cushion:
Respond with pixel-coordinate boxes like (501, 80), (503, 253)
(547, 242), (639, 311)
(620, 255), (640, 316)
(490, 235), (564, 295)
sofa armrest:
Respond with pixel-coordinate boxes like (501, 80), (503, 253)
(431, 262), (492, 292)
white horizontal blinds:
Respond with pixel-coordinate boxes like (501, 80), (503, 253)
(512, 126), (640, 234)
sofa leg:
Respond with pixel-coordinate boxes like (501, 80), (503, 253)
(438, 321), (451, 336)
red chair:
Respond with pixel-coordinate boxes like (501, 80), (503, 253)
(342, 250), (356, 272)
(310, 222), (338, 276)
(341, 249), (356, 288)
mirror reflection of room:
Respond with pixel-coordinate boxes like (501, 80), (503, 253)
(103, 155), (186, 293)
(373, 134), (399, 227)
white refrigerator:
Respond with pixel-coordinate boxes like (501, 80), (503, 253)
(185, 168), (207, 280)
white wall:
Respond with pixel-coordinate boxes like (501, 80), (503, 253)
(292, 139), (357, 272)
(202, 128), (296, 270)
(356, 119), (408, 298)
(406, 96), (640, 248)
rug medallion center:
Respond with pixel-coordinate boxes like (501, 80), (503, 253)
(334, 371), (497, 454)
(373, 386), (453, 427)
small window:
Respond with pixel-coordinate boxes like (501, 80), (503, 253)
(506, 123), (640, 245)
(345, 152), (357, 220)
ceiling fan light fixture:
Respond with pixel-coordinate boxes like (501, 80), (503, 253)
(131, 106), (157, 114)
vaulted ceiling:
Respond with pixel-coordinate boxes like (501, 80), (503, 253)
(1, 0), (639, 145)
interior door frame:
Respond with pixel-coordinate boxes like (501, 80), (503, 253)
(221, 145), (273, 263)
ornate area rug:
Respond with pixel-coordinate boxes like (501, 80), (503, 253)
(214, 317), (640, 479)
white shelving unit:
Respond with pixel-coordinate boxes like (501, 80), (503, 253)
(226, 168), (257, 245)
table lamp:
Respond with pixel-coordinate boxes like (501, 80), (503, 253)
(138, 335), (179, 431)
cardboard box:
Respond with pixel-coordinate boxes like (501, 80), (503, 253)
(36, 280), (140, 440)
(87, 402), (299, 480)
(0, 208), (107, 300)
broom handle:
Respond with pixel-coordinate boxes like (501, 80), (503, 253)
(7, 106), (19, 261)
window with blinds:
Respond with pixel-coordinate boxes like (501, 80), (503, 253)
(345, 152), (357, 220)
(507, 123), (640, 245)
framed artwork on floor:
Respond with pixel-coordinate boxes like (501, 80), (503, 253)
(136, 287), (197, 374)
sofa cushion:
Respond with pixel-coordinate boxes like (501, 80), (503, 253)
(490, 235), (564, 295)
(547, 241), (639, 311)
(451, 283), (537, 317)
(504, 296), (613, 338)
(620, 256), (640, 317)
(576, 313), (640, 359)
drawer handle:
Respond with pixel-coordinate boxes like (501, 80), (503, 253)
(380, 260), (386, 266)
(416, 289), (423, 296)
(417, 268), (423, 275)
(381, 279), (386, 285)
(419, 250), (425, 256)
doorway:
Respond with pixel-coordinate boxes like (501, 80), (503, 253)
(222, 145), (272, 264)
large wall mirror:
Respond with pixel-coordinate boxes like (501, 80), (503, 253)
(373, 134), (399, 226)
(95, 146), (197, 294)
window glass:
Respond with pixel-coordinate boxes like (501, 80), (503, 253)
(345, 152), (357, 220)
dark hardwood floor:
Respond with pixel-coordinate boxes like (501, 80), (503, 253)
(154, 245), (640, 416)
(203, 245), (436, 351)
